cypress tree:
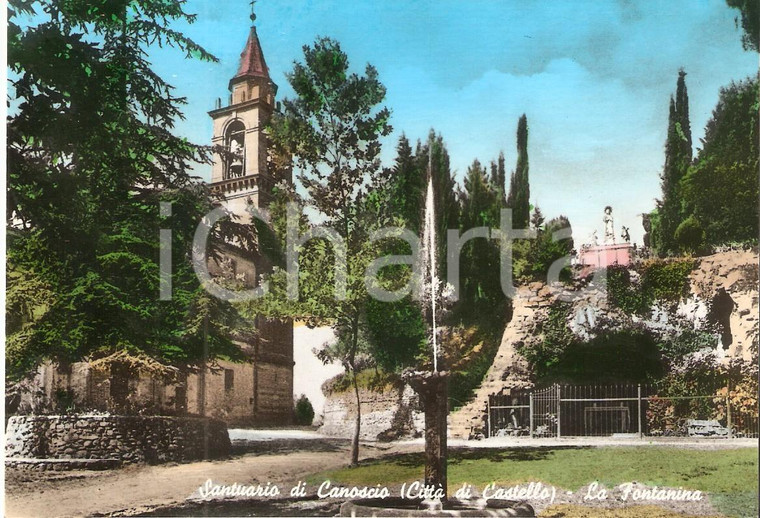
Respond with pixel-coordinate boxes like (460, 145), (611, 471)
(507, 114), (530, 229)
(656, 69), (693, 255)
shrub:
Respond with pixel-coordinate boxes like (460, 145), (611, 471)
(294, 394), (315, 426)
(674, 216), (705, 254)
(605, 260), (695, 315)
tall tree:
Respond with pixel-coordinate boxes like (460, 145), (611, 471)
(415, 131), (459, 274)
(726, 0), (760, 52)
(489, 151), (507, 205)
(507, 114), (530, 229)
(386, 134), (424, 232)
(248, 37), (392, 466)
(680, 78), (759, 245)
(459, 159), (502, 311)
(653, 69), (692, 255)
(7, 0), (247, 381)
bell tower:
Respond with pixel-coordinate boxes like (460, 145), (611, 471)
(208, 7), (277, 221)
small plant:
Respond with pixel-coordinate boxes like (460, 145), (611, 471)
(294, 394), (315, 426)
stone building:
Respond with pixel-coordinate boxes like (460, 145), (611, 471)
(20, 18), (295, 426)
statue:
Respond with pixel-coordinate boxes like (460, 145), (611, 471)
(603, 206), (615, 244)
(621, 226), (630, 243)
(591, 230), (599, 246)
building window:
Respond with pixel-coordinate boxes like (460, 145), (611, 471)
(224, 369), (234, 392)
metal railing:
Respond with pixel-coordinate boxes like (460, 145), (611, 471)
(486, 383), (758, 439)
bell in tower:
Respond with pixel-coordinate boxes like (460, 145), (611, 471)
(207, 6), (278, 222)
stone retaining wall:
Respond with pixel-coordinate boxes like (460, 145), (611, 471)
(5, 415), (230, 465)
(319, 384), (424, 441)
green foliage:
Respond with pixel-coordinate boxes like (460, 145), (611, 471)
(654, 70), (692, 256)
(651, 353), (754, 429)
(506, 114), (530, 229)
(7, 0), (246, 379)
(514, 216), (574, 284)
(680, 77), (759, 246)
(726, 0), (760, 51)
(458, 158), (503, 313)
(657, 330), (718, 366)
(447, 317), (507, 409)
(311, 447), (758, 502)
(518, 302), (576, 381)
(674, 215), (705, 253)
(606, 260), (695, 315)
(294, 394), (315, 426)
(641, 260), (695, 302)
(247, 37), (393, 466)
(322, 368), (400, 395)
(385, 135), (424, 233)
(366, 296), (427, 373)
(605, 266), (651, 314)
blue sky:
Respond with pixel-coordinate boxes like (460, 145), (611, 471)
(150, 0), (756, 245)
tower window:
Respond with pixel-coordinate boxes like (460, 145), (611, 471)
(224, 369), (234, 392)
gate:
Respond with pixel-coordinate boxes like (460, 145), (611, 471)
(531, 384), (559, 438)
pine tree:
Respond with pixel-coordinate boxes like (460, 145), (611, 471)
(387, 134), (424, 231)
(460, 159), (502, 309)
(507, 114), (530, 229)
(655, 69), (693, 255)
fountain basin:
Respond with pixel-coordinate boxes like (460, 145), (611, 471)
(339, 498), (535, 517)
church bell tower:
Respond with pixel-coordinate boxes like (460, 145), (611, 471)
(208, 8), (277, 222)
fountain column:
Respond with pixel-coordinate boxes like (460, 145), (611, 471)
(406, 370), (449, 500)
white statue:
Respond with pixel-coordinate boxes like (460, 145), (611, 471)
(603, 206), (615, 244)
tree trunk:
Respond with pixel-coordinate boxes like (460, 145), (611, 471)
(350, 363), (361, 466)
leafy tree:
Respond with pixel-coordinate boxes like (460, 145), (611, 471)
(247, 37), (392, 466)
(6, 0), (248, 383)
(653, 70), (692, 255)
(726, 0), (760, 52)
(294, 394), (315, 425)
(680, 78), (759, 245)
(506, 114), (530, 229)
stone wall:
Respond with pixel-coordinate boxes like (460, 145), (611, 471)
(5, 415), (230, 466)
(319, 384), (424, 441)
(450, 249), (759, 438)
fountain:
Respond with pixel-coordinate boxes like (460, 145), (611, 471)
(339, 150), (534, 516)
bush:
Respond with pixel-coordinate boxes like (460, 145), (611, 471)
(674, 216), (705, 254)
(605, 260), (695, 315)
(294, 394), (315, 426)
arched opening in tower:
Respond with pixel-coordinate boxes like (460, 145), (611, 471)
(225, 120), (246, 179)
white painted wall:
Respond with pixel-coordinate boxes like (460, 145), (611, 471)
(292, 324), (343, 422)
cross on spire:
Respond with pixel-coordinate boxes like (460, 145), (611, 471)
(250, 0), (257, 24)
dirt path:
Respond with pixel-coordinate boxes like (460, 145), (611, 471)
(5, 443), (396, 518)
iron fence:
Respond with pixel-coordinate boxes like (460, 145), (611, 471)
(487, 383), (758, 439)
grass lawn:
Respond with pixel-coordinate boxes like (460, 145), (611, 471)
(309, 446), (758, 518)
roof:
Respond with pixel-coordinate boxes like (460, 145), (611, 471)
(229, 26), (270, 88)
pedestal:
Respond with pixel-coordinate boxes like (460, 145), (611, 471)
(404, 370), (449, 500)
